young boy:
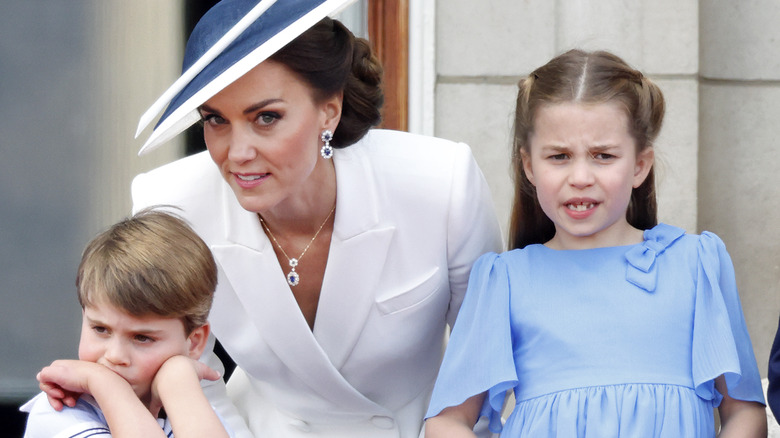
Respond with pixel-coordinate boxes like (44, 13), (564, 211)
(21, 209), (231, 438)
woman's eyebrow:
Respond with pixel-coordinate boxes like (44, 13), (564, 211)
(242, 98), (283, 115)
(198, 99), (284, 116)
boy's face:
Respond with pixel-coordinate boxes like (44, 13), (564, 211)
(78, 300), (203, 408)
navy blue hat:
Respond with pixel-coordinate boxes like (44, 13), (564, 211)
(136, 0), (357, 155)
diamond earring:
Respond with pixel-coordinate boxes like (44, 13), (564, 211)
(320, 130), (333, 159)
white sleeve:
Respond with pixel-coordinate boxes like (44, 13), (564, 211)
(21, 393), (111, 438)
(444, 143), (504, 327)
(199, 334), (255, 438)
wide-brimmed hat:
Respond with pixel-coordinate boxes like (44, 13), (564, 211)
(136, 0), (358, 155)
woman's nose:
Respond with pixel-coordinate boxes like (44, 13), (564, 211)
(227, 126), (259, 163)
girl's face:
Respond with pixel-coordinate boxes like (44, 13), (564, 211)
(523, 101), (653, 250)
(199, 60), (341, 215)
(78, 300), (207, 410)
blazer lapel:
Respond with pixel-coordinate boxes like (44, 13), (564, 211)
(314, 145), (395, 369)
(211, 184), (388, 412)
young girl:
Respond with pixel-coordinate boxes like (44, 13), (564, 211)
(424, 49), (767, 437)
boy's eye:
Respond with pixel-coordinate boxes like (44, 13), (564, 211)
(134, 334), (154, 343)
(92, 326), (108, 335)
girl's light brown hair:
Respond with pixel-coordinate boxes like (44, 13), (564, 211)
(76, 208), (217, 335)
(509, 49), (665, 249)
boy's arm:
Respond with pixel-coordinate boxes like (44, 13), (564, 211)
(152, 355), (230, 438)
(38, 360), (167, 438)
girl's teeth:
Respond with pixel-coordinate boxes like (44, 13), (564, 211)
(568, 203), (594, 211)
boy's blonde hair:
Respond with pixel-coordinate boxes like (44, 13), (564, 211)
(76, 208), (217, 335)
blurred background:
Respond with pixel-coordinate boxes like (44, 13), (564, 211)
(2, 0), (779, 434)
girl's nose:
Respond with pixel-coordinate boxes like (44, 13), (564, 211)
(568, 160), (595, 188)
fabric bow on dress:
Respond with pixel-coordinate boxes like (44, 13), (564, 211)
(625, 223), (686, 292)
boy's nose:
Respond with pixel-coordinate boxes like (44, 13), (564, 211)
(103, 339), (129, 366)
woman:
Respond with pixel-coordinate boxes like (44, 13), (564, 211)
(131, 1), (502, 437)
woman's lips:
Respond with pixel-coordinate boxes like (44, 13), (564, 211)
(233, 172), (269, 188)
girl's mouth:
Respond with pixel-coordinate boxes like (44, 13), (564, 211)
(566, 202), (595, 212)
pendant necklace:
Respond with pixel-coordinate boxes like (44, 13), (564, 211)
(259, 204), (336, 287)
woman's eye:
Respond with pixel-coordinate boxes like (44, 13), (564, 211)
(202, 114), (225, 126)
(256, 112), (280, 126)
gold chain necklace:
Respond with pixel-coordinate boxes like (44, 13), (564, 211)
(259, 204), (336, 287)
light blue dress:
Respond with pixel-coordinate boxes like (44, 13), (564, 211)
(426, 224), (764, 437)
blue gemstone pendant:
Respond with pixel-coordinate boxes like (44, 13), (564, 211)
(286, 270), (300, 287)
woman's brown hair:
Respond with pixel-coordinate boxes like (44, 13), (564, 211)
(270, 17), (384, 148)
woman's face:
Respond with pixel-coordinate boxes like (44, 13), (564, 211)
(199, 60), (341, 214)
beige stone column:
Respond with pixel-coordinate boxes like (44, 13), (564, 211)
(700, 0), (780, 374)
(86, 0), (184, 231)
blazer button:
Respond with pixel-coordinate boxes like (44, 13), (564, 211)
(371, 416), (394, 429)
(288, 419), (311, 432)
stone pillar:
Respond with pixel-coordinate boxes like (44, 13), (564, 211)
(87, 0), (184, 230)
(700, 0), (780, 374)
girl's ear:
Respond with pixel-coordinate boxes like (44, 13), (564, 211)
(521, 150), (536, 186)
(186, 323), (211, 360)
(633, 147), (654, 188)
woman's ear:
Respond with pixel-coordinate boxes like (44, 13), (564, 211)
(186, 323), (211, 360)
(321, 91), (343, 133)
(633, 147), (655, 188)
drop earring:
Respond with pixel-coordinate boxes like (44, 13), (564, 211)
(320, 130), (333, 159)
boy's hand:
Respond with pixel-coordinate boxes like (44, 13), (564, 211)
(37, 360), (126, 411)
(155, 355), (221, 385)
(148, 355), (220, 414)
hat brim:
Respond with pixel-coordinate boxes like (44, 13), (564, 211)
(137, 0), (358, 155)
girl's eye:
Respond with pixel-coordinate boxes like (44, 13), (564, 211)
(201, 113), (226, 126)
(548, 153), (568, 161)
(593, 153), (615, 160)
(256, 112), (280, 126)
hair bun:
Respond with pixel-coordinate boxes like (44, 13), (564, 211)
(332, 24), (383, 147)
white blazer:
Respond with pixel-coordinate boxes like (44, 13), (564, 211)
(132, 130), (503, 438)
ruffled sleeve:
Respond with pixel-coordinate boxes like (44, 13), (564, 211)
(692, 232), (765, 406)
(425, 252), (518, 433)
